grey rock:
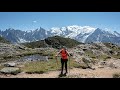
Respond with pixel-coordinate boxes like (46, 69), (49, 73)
(0, 67), (21, 75)
(82, 57), (94, 69)
(100, 61), (107, 66)
(4, 62), (16, 67)
(82, 57), (91, 63)
(109, 63), (117, 68)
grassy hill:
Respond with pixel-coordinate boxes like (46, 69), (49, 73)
(22, 40), (46, 49)
(23, 36), (82, 49)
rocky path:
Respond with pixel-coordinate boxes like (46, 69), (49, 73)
(0, 67), (120, 78)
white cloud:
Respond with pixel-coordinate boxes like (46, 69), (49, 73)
(33, 21), (37, 23)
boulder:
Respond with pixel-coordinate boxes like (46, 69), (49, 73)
(100, 61), (107, 66)
(0, 67), (21, 75)
(82, 57), (95, 69)
(109, 62), (117, 68)
(4, 62), (16, 67)
(82, 57), (91, 63)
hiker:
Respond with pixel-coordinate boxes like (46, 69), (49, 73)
(56, 46), (70, 76)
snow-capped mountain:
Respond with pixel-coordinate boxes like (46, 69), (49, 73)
(0, 25), (120, 45)
(50, 25), (96, 39)
(0, 27), (50, 43)
(113, 31), (120, 37)
(85, 28), (120, 45)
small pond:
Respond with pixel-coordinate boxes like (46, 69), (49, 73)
(0, 54), (49, 64)
(18, 54), (49, 62)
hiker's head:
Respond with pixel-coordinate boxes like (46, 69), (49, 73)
(62, 46), (66, 50)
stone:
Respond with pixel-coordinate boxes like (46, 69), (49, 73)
(4, 62), (16, 67)
(109, 63), (117, 68)
(100, 61), (107, 66)
(0, 67), (21, 75)
(82, 57), (91, 63)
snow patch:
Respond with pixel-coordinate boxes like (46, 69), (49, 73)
(50, 27), (62, 35)
(61, 27), (66, 31)
(26, 30), (32, 33)
(19, 38), (28, 43)
(65, 25), (96, 38)
(81, 34), (90, 42)
(96, 34), (100, 42)
(45, 30), (48, 35)
(113, 31), (120, 37)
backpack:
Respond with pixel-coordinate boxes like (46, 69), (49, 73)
(60, 49), (68, 59)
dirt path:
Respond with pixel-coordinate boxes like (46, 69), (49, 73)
(0, 67), (120, 78)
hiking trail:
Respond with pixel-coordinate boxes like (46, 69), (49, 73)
(0, 67), (120, 78)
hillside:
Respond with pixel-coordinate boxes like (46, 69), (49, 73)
(0, 36), (10, 43)
(22, 36), (82, 49)
(0, 42), (120, 78)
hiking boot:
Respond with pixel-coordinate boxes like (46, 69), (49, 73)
(63, 72), (68, 76)
(59, 73), (63, 77)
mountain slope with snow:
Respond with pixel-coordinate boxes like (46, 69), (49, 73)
(50, 25), (96, 39)
(85, 28), (120, 45)
(0, 25), (120, 45)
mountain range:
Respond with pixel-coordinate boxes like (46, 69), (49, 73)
(0, 25), (120, 45)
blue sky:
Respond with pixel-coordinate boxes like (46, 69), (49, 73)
(0, 12), (120, 32)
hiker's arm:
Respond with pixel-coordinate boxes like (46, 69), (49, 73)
(66, 50), (70, 56)
(56, 50), (61, 57)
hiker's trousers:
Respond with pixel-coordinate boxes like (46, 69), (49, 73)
(61, 58), (68, 74)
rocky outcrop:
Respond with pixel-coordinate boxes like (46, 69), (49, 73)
(0, 67), (21, 75)
(4, 62), (16, 67)
(0, 43), (27, 58)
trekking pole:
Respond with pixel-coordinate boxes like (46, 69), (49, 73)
(69, 56), (70, 75)
(55, 56), (58, 70)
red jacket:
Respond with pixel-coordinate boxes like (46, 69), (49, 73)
(60, 48), (68, 60)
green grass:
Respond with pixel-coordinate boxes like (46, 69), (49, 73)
(3, 55), (14, 59)
(113, 73), (120, 78)
(18, 50), (42, 56)
(84, 50), (96, 58)
(85, 50), (109, 61)
(21, 57), (80, 74)
(97, 54), (110, 61)
(0, 65), (4, 70)
(112, 55), (120, 59)
(16, 49), (56, 59)
(104, 43), (120, 51)
(10, 69), (21, 75)
(22, 59), (60, 74)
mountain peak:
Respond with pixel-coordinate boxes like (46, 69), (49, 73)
(0, 25), (120, 46)
(96, 28), (101, 30)
(6, 28), (14, 31)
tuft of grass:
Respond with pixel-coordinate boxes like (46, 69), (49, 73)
(104, 43), (120, 52)
(97, 55), (109, 61)
(113, 73), (120, 78)
(0, 65), (4, 70)
(3, 55), (14, 59)
(84, 50), (96, 59)
(11, 69), (21, 75)
(112, 55), (120, 59)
